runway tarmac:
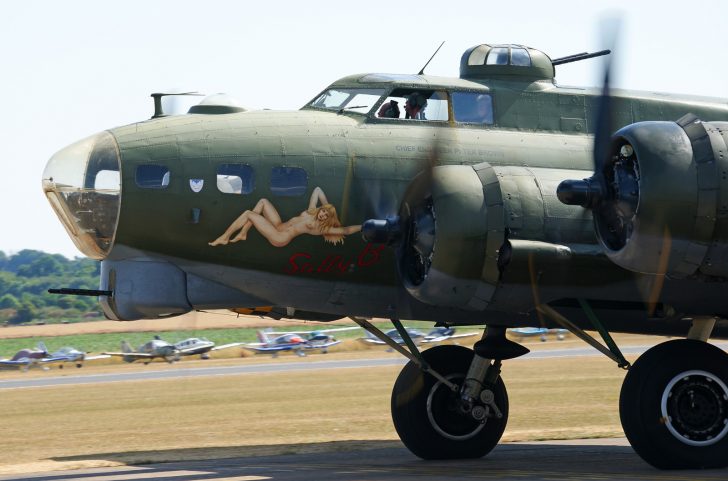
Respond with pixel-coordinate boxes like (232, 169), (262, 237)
(2, 438), (726, 481)
(6, 342), (725, 390)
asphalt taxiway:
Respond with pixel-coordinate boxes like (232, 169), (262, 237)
(1, 438), (726, 481)
(7, 342), (727, 390)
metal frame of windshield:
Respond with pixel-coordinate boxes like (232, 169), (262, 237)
(303, 87), (385, 116)
(304, 85), (495, 127)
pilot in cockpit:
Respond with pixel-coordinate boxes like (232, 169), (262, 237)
(404, 92), (427, 120)
(377, 99), (400, 118)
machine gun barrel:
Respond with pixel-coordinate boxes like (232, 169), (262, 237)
(552, 49), (610, 66)
(48, 288), (113, 297)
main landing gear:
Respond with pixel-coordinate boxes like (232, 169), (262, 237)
(351, 318), (526, 460)
(391, 343), (510, 458)
(354, 312), (728, 469)
(620, 339), (728, 469)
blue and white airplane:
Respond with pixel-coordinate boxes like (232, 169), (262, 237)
(0, 342), (110, 371)
(245, 327), (358, 357)
(509, 327), (569, 342)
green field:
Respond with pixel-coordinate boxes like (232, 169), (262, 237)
(0, 321), (438, 355)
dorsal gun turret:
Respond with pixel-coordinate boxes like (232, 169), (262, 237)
(460, 44), (555, 82)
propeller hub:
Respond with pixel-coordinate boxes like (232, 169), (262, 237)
(556, 177), (604, 208)
(361, 217), (401, 245)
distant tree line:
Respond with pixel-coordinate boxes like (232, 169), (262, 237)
(0, 250), (102, 324)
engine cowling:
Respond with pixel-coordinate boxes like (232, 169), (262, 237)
(590, 116), (728, 278)
(392, 162), (594, 310)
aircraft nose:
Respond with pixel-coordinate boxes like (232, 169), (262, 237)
(42, 131), (121, 259)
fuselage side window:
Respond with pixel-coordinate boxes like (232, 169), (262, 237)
(135, 164), (170, 189)
(271, 167), (308, 197)
(217, 163), (255, 194)
(376, 89), (449, 121)
(452, 92), (494, 125)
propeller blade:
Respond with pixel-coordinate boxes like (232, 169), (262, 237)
(592, 20), (619, 176)
(645, 226), (672, 316)
(359, 125), (445, 318)
(556, 16), (621, 208)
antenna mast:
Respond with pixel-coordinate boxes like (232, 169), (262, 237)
(417, 41), (445, 75)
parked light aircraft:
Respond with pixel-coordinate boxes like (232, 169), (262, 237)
(243, 330), (309, 357)
(423, 327), (480, 343)
(44, 39), (728, 469)
(360, 326), (476, 346)
(267, 326), (360, 351)
(243, 328), (349, 356)
(360, 327), (426, 346)
(0, 342), (109, 370)
(172, 337), (243, 359)
(104, 337), (179, 364)
(509, 327), (568, 342)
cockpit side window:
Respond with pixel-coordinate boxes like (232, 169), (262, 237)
(308, 88), (385, 114)
(452, 92), (494, 125)
(376, 89), (449, 122)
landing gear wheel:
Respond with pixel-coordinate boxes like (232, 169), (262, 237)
(620, 339), (728, 469)
(391, 344), (508, 459)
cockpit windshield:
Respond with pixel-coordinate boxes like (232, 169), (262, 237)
(308, 88), (385, 114)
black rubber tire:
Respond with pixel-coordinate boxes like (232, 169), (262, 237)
(391, 344), (508, 459)
(620, 339), (728, 469)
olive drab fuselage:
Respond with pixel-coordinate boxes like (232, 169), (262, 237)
(42, 44), (728, 334)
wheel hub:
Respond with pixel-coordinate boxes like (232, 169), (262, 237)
(426, 374), (488, 441)
(661, 370), (728, 446)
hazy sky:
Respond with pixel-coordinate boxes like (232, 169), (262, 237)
(2, 0), (727, 258)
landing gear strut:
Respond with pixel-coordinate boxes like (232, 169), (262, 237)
(391, 344), (509, 459)
(388, 325), (527, 459)
(540, 304), (728, 469)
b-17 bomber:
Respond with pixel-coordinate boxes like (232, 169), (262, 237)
(43, 42), (728, 470)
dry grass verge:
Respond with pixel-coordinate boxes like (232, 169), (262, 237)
(0, 353), (629, 475)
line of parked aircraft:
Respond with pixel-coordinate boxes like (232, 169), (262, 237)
(0, 326), (557, 370)
(0, 341), (110, 371)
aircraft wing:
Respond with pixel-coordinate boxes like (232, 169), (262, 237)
(83, 354), (112, 361)
(176, 345), (209, 354)
(211, 342), (244, 351)
(38, 355), (73, 364)
(102, 352), (153, 358)
(509, 328), (549, 336)
(314, 326), (360, 333)
(358, 337), (386, 345)
(0, 359), (33, 367)
(242, 344), (300, 352)
(305, 340), (342, 349)
(268, 326), (360, 335)
(423, 332), (479, 343)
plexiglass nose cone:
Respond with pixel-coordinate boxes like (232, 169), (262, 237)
(42, 131), (121, 259)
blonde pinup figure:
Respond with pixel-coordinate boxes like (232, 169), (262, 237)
(209, 187), (361, 247)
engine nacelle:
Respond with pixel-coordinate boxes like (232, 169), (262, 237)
(398, 163), (594, 310)
(595, 116), (728, 278)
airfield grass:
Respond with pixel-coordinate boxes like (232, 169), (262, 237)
(0, 321), (435, 355)
(0, 353), (628, 474)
